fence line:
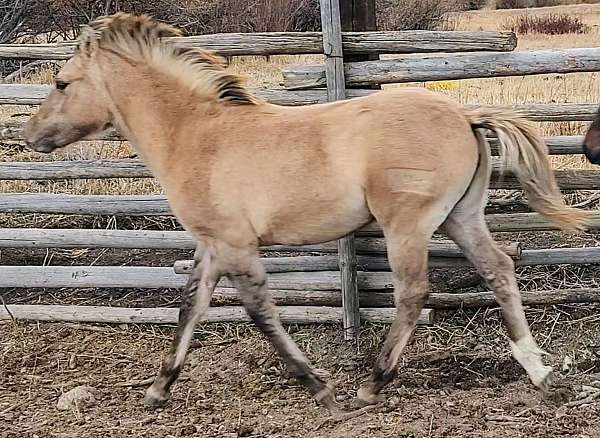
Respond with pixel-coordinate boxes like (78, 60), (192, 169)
(283, 47), (600, 89)
(0, 149), (588, 181)
(0, 304), (434, 325)
(1, 246), (600, 290)
(0, 122), (586, 153)
(0, 31), (516, 60)
(0, 228), (522, 258)
(0, 84), (597, 122)
(175, 247), (600, 271)
(170, 287), (600, 308)
(3, 192), (600, 216)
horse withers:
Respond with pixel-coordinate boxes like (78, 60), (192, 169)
(23, 13), (589, 415)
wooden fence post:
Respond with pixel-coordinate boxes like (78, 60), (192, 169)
(319, 0), (360, 341)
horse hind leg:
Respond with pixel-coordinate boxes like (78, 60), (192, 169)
(443, 209), (553, 392)
(357, 222), (431, 405)
(145, 245), (220, 407)
(218, 243), (342, 414)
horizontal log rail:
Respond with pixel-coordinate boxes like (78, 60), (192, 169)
(1, 248), (600, 290)
(358, 212), (600, 236)
(282, 47), (600, 89)
(0, 227), (520, 259)
(0, 30), (516, 60)
(0, 193), (598, 217)
(0, 211), (596, 249)
(0, 128), (584, 158)
(0, 169), (598, 214)
(0, 147), (587, 181)
(0, 84), (597, 123)
(202, 287), (600, 308)
(0, 304), (433, 325)
(0, 265), (392, 290)
(174, 247), (600, 272)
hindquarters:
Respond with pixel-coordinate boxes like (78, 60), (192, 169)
(363, 89), (480, 234)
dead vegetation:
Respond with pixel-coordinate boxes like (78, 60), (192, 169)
(504, 13), (588, 34)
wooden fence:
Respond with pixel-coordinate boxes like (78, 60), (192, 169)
(1, 2), (600, 337)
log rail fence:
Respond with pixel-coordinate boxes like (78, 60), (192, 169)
(1, 1), (600, 338)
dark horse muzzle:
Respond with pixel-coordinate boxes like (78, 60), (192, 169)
(583, 106), (600, 165)
(583, 127), (600, 165)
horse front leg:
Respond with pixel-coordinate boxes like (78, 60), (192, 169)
(145, 244), (220, 407)
(219, 243), (343, 414)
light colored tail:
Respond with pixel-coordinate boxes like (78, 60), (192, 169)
(465, 108), (589, 232)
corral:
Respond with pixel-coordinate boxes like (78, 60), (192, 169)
(1, 2), (600, 437)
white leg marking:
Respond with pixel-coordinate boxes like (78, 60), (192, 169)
(510, 336), (553, 389)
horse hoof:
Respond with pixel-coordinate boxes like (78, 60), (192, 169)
(144, 385), (169, 409)
(534, 366), (554, 394)
(356, 387), (379, 406)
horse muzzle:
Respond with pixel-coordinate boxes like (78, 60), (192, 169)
(583, 128), (600, 165)
(24, 137), (59, 154)
(584, 143), (600, 165)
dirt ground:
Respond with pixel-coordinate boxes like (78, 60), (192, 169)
(1, 298), (600, 438)
(1, 226), (600, 438)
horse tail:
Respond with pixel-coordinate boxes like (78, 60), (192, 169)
(464, 107), (589, 232)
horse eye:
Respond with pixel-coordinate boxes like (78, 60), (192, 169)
(55, 81), (69, 91)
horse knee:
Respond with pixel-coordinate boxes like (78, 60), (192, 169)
(481, 249), (516, 295)
(494, 249), (515, 272)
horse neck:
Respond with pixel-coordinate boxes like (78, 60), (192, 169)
(96, 52), (214, 176)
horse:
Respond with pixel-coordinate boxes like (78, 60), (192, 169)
(23, 13), (589, 414)
(583, 106), (600, 164)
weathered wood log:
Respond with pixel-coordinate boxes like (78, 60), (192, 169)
(358, 211), (600, 235)
(0, 191), (595, 217)
(428, 289), (600, 309)
(2, 287), (599, 325)
(207, 287), (600, 308)
(3, 215), (586, 251)
(319, 0), (360, 340)
(0, 194), (172, 215)
(0, 159), (150, 179)
(0, 129), (584, 159)
(1, 166), (598, 216)
(0, 31), (516, 60)
(0, 228), (520, 258)
(0, 266), (394, 290)
(0, 304), (433, 325)
(174, 246), (600, 273)
(175, 256), (474, 272)
(0, 147), (581, 180)
(0, 245), (598, 290)
(0, 84), (597, 123)
(283, 47), (600, 89)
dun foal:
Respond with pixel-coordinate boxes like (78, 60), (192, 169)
(24, 13), (588, 413)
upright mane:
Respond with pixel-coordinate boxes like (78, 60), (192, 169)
(78, 13), (258, 105)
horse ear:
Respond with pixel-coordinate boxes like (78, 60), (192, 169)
(77, 25), (100, 57)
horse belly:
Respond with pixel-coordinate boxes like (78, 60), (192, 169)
(257, 183), (371, 246)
